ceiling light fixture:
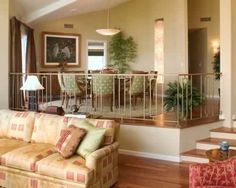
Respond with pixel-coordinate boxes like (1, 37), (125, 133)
(96, 0), (120, 36)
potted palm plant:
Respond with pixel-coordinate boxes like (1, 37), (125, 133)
(108, 32), (137, 73)
(164, 80), (202, 120)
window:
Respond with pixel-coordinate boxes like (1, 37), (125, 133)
(154, 19), (164, 75)
(21, 25), (28, 74)
(87, 41), (107, 70)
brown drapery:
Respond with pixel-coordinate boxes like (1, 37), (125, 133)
(9, 17), (37, 109)
(9, 17), (22, 109)
(26, 27), (37, 73)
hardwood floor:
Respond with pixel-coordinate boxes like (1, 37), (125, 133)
(112, 154), (190, 188)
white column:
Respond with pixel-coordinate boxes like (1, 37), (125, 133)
(0, 0), (9, 109)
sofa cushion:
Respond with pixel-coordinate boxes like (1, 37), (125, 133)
(69, 120), (106, 158)
(0, 138), (29, 159)
(1, 143), (55, 172)
(7, 111), (36, 142)
(36, 153), (93, 185)
(31, 113), (69, 145)
(56, 125), (86, 158)
(68, 118), (116, 145)
(0, 110), (17, 138)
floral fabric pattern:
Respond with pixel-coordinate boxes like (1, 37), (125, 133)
(190, 158), (236, 188)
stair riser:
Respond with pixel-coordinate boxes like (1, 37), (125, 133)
(197, 143), (236, 150)
(211, 132), (236, 140)
(181, 156), (209, 163)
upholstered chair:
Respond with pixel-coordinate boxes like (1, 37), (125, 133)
(92, 74), (114, 111)
(57, 73), (66, 105)
(127, 71), (148, 106)
(62, 74), (85, 108)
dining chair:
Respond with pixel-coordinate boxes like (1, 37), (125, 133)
(62, 74), (85, 108)
(57, 72), (66, 105)
(127, 71), (148, 106)
(92, 73), (114, 111)
(148, 71), (158, 104)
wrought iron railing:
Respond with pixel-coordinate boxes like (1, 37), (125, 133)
(9, 72), (221, 126)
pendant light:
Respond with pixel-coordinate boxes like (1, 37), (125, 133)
(96, 0), (120, 36)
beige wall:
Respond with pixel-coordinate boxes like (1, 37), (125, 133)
(32, 0), (188, 74)
(180, 122), (222, 152)
(0, 0), (9, 109)
(188, 0), (220, 73)
(120, 124), (180, 157)
(231, 0), (236, 120)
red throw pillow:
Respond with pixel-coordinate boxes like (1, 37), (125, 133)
(56, 125), (86, 158)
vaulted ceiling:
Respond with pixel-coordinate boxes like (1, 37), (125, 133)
(13, 0), (130, 24)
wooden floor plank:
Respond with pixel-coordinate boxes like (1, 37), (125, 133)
(112, 154), (190, 188)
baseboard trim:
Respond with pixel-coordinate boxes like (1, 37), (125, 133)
(118, 149), (181, 162)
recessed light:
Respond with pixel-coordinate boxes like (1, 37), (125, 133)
(70, 8), (77, 12)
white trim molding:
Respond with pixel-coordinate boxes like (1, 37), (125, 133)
(119, 149), (181, 162)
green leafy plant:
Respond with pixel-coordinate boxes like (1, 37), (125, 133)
(109, 32), (137, 73)
(212, 50), (220, 80)
(164, 81), (202, 119)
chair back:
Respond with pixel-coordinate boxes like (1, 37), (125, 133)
(92, 74), (113, 95)
(58, 73), (66, 91)
(62, 74), (81, 93)
(130, 71), (148, 94)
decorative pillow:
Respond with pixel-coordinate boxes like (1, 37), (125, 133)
(7, 111), (36, 142)
(68, 120), (106, 158)
(31, 113), (69, 145)
(68, 118), (116, 146)
(56, 125), (86, 158)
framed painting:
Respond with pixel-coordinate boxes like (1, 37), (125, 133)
(42, 32), (81, 67)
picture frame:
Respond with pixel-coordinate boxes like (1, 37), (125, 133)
(42, 32), (81, 67)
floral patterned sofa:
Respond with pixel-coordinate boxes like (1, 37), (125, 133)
(0, 109), (119, 188)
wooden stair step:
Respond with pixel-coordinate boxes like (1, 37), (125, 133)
(181, 149), (208, 159)
(211, 127), (236, 134)
(197, 137), (236, 147)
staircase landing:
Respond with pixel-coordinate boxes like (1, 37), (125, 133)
(181, 127), (236, 163)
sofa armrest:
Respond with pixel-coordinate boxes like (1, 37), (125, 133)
(189, 158), (236, 188)
(85, 141), (119, 186)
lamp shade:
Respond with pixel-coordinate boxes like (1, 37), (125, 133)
(96, 28), (120, 36)
(20, 75), (44, 91)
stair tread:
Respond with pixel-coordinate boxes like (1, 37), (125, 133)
(211, 127), (236, 134)
(181, 149), (208, 158)
(197, 137), (236, 147)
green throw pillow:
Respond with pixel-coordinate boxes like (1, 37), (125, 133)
(72, 120), (106, 158)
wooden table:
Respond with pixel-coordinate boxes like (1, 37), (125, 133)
(206, 149), (236, 162)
